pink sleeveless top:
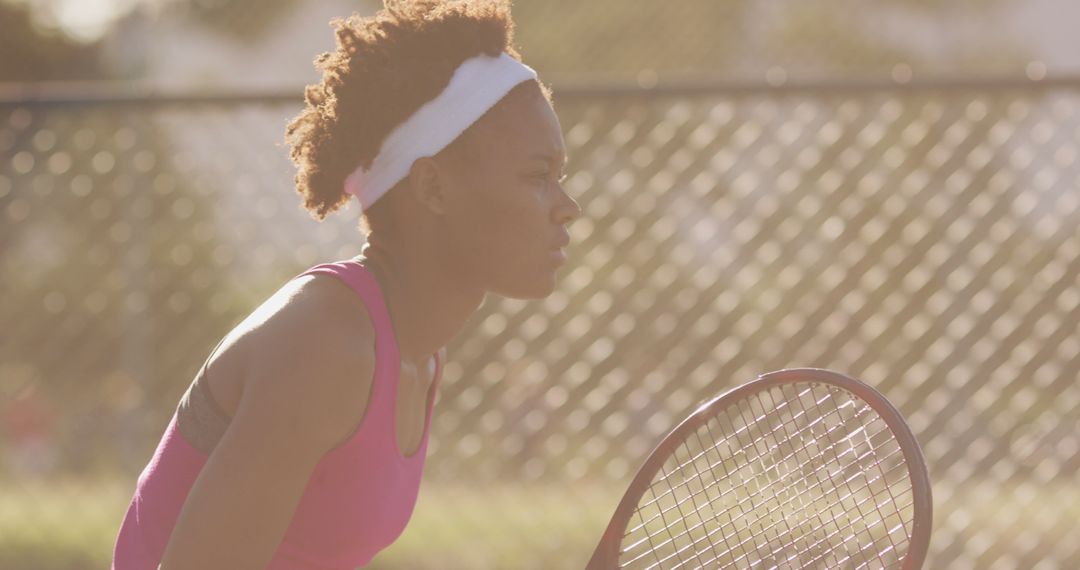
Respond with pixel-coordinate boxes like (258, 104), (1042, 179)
(112, 259), (443, 569)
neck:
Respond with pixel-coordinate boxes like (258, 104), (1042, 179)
(355, 232), (483, 364)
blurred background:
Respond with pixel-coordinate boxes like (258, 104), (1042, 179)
(1, 0), (1078, 568)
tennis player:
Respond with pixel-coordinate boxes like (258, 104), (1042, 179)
(111, 1), (580, 568)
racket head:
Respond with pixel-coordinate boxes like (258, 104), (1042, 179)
(587, 368), (932, 569)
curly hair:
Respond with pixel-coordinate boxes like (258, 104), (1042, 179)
(284, 0), (541, 230)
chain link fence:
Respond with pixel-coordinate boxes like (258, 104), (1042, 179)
(2, 76), (1078, 568)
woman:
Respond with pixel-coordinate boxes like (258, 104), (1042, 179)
(111, 1), (581, 568)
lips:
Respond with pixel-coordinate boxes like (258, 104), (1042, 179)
(550, 232), (571, 264)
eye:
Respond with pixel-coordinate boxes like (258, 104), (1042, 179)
(527, 171), (555, 183)
(525, 169), (567, 185)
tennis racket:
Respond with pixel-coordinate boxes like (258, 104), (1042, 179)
(587, 368), (932, 569)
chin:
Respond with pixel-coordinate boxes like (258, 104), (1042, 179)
(492, 273), (559, 300)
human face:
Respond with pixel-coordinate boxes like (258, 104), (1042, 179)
(437, 82), (582, 299)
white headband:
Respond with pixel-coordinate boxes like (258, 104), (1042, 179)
(344, 52), (538, 210)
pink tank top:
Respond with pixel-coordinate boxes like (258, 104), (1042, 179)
(112, 259), (443, 569)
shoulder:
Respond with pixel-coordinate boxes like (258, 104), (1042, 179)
(241, 270), (376, 367)
(232, 270), (378, 455)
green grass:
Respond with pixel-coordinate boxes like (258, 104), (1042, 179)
(0, 476), (131, 570)
(0, 475), (621, 570)
(2, 475), (1077, 569)
(370, 481), (620, 569)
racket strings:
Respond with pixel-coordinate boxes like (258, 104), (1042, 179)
(693, 400), (899, 568)
(619, 383), (917, 569)
(621, 391), (873, 566)
(625, 390), (888, 556)
(740, 390), (913, 569)
(699, 388), (911, 565)
(680, 397), (907, 568)
(630, 395), (868, 561)
(781, 389), (913, 568)
(623, 386), (824, 539)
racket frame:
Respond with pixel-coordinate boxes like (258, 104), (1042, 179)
(586, 368), (933, 569)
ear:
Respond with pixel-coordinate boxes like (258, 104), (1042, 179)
(405, 156), (448, 216)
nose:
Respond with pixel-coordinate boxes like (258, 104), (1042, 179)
(553, 184), (583, 226)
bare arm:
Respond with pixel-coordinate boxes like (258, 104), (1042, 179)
(159, 295), (376, 570)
